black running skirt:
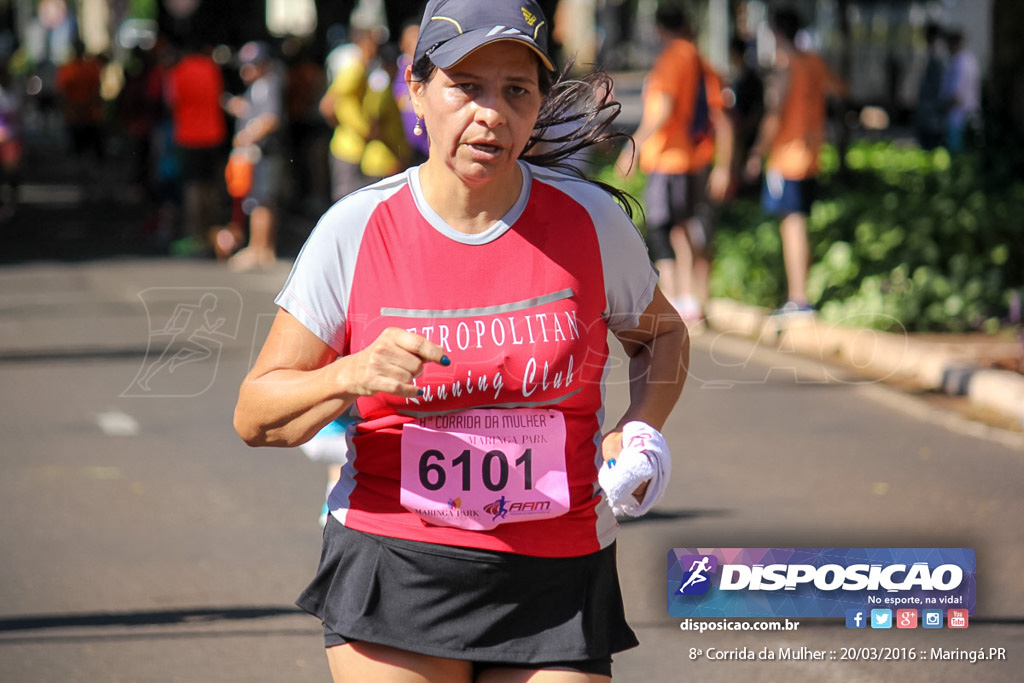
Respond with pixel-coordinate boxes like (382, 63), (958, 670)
(296, 517), (639, 665)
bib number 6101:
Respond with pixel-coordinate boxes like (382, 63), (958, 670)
(419, 448), (533, 492)
(399, 408), (569, 530)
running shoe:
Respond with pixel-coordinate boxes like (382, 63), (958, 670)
(770, 300), (816, 316)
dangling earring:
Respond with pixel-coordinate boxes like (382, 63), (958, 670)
(413, 117), (423, 137)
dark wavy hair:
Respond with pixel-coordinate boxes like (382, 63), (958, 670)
(410, 55), (641, 219)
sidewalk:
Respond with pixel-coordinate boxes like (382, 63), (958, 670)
(702, 298), (1024, 435)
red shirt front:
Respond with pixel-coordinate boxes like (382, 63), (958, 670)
(277, 164), (657, 557)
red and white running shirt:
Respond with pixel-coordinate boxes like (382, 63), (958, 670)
(276, 162), (657, 557)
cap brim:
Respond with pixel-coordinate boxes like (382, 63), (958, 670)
(428, 31), (554, 72)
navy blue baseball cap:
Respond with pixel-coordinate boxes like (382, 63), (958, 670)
(414, 0), (555, 71)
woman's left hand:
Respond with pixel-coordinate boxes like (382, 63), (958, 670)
(601, 430), (649, 502)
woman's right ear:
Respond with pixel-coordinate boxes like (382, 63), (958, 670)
(407, 65), (428, 110)
(405, 63), (417, 94)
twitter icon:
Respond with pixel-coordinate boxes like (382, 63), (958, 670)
(870, 609), (893, 629)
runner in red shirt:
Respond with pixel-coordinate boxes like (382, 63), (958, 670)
(166, 44), (228, 252)
(235, 1), (689, 679)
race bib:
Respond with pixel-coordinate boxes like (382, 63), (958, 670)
(400, 408), (570, 530)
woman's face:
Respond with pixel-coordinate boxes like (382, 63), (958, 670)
(410, 41), (544, 188)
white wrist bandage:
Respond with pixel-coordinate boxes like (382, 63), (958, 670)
(598, 421), (672, 518)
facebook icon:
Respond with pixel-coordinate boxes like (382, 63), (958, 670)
(846, 609), (867, 629)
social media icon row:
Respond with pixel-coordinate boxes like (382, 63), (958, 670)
(845, 609), (968, 629)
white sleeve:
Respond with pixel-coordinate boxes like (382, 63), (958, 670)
(577, 183), (659, 332)
(274, 190), (384, 353)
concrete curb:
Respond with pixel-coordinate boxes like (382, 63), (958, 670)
(704, 298), (1024, 429)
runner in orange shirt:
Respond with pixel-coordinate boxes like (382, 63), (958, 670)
(744, 7), (846, 316)
(616, 5), (732, 326)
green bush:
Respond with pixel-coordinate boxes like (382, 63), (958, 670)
(805, 142), (1022, 332)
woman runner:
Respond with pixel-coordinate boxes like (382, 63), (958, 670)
(234, 1), (689, 680)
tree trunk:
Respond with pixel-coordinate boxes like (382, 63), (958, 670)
(991, 0), (1024, 124)
(834, 0), (852, 178)
(988, 0), (1024, 179)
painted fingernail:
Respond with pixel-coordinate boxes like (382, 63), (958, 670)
(440, 355), (451, 366)
(607, 459), (616, 468)
(417, 388), (424, 396)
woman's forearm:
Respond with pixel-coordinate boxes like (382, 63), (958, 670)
(234, 361), (353, 448)
(617, 322), (690, 432)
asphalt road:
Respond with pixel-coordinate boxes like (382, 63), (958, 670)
(0, 254), (1021, 682)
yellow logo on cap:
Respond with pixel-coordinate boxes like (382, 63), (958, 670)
(522, 7), (537, 26)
